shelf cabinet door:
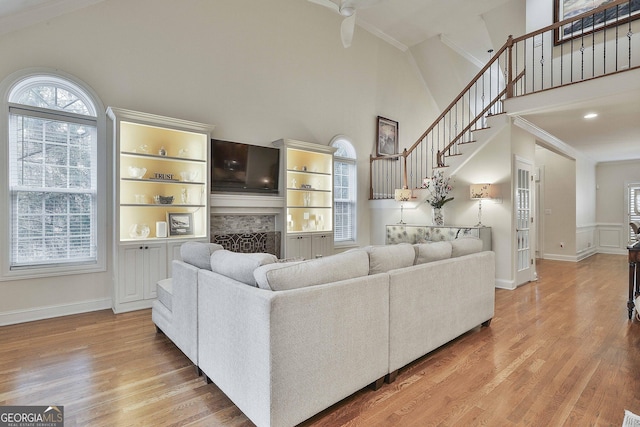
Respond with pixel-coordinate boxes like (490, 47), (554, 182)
(118, 245), (146, 303)
(286, 234), (312, 259)
(312, 233), (334, 258)
(117, 242), (167, 306)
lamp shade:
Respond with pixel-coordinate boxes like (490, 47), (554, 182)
(394, 188), (412, 202)
(470, 183), (492, 199)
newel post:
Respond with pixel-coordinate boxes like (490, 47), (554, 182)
(402, 148), (408, 189)
(369, 154), (374, 200)
(506, 35), (514, 99)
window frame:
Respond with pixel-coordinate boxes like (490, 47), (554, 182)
(331, 135), (357, 246)
(627, 182), (640, 244)
(0, 68), (107, 280)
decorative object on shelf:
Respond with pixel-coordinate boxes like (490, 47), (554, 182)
(422, 170), (454, 209)
(154, 195), (174, 205)
(128, 166), (147, 179)
(302, 166), (308, 171)
(303, 192), (311, 207)
(470, 183), (493, 226)
(129, 223), (150, 239)
(155, 221), (167, 238)
(178, 148), (189, 157)
(168, 212), (193, 236)
(287, 215), (293, 231)
(134, 144), (149, 154)
(181, 188), (189, 204)
(291, 178), (297, 188)
(300, 184), (312, 189)
(179, 170), (198, 182)
(376, 116), (399, 156)
(153, 172), (175, 180)
(135, 194), (147, 204)
(432, 207), (444, 226)
(158, 146), (167, 156)
(394, 188), (412, 224)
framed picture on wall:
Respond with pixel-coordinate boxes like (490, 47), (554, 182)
(376, 116), (399, 156)
(554, 0), (640, 43)
(167, 212), (193, 236)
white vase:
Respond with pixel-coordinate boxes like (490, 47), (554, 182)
(432, 207), (444, 226)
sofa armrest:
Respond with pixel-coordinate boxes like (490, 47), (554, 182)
(197, 270), (389, 427)
(169, 260), (199, 364)
(388, 251), (495, 373)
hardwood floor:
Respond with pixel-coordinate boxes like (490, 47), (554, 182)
(1, 254), (639, 426)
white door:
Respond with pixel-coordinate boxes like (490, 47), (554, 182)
(515, 157), (535, 286)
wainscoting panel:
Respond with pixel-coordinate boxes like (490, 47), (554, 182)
(597, 224), (626, 255)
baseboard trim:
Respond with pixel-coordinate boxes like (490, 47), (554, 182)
(541, 253), (579, 262)
(597, 247), (627, 255)
(577, 248), (597, 261)
(0, 298), (112, 326)
(495, 279), (515, 290)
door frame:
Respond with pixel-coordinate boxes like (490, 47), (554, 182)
(513, 155), (537, 285)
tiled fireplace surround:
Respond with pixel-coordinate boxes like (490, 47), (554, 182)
(209, 193), (285, 258)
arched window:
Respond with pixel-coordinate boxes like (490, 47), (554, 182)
(331, 135), (357, 243)
(2, 70), (105, 277)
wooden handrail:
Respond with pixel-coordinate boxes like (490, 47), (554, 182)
(370, 0), (634, 198)
(436, 88), (507, 167)
(403, 36), (512, 157)
(512, 0), (633, 44)
(406, 0), (632, 158)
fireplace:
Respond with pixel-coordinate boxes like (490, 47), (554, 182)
(209, 193), (285, 258)
(211, 214), (281, 257)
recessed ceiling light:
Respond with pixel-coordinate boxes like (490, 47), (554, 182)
(584, 113), (598, 119)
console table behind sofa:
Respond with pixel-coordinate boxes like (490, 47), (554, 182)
(386, 225), (492, 251)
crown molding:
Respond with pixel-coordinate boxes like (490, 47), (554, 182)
(0, 0), (106, 36)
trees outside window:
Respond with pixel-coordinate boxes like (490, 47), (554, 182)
(2, 70), (105, 278)
(331, 136), (356, 244)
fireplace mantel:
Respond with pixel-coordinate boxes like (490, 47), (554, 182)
(210, 193), (284, 215)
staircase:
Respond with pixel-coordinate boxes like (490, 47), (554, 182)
(370, 0), (639, 199)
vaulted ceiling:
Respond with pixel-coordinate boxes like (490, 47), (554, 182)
(2, 0), (638, 163)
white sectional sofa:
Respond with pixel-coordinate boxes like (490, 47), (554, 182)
(152, 239), (495, 427)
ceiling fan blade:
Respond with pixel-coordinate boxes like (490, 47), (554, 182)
(340, 12), (356, 48)
(308, 0), (339, 13)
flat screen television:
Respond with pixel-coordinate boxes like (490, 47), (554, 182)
(211, 139), (280, 194)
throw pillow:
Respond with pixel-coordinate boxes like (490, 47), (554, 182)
(365, 243), (415, 274)
(254, 250), (369, 291)
(414, 241), (452, 264)
(451, 237), (483, 257)
(180, 242), (224, 270)
(210, 250), (277, 286)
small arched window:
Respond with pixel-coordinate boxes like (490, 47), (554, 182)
(3, 71), (103, 275)
(331, 136), (357, 244)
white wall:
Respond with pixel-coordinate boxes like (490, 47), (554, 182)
(0, 0), (437, 323)
(596, 160), (640, 254)
(535, 147), (577, 259)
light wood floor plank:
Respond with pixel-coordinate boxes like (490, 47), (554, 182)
(1, 254), (639, 426)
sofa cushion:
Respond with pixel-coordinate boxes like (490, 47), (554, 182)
(414, 241), (452, 265)
(451, 237), (484, 257)
(254, 250), (370, 291)
(181, 242), (224, 270)
(210, 250), (277, 286)
(156, 278), (173, 312)
(365, 243), (415, 275)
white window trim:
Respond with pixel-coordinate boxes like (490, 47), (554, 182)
(627, 182), (640, 245)
(0, 68), (107, 280)
(331, 135), (357, 246)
